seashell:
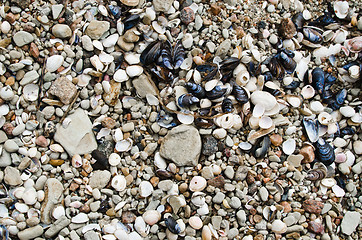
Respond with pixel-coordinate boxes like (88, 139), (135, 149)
(124, 53), (140, 65)
(189, 176), (207, 192)
(280, 18), (297, 39)
(286, 95), (302, 108)
(271, 220), (287, 234)
(140, 41), (162, 66)
(109, 153), (121, 166)
(177, 113), (194, 125)
(235, 70), (250, 86)
(1, 21), (11, 34)
(99, 52), (114, 65)
(321, 178), (337, 188)
(83, 224), (102, 234)
(333, 29), (348, 44)
(301, 85), (315, 99)
(152, 21), (165, 34)
(72, 213), (89, 223)
(247, 124), (275, 142)
(318, 112), (332, 125)
(15, 203), (29, 213)
(328, 89), (347, 111)
(154, 152), (167, 169)
(252, 136), (271, 158)
(348, 65), (360, 79)
(115, 138), (133, 152)
(50, 144), (64, 152)
(189, 216), (203, 230)
(72, 154), (83, 168)
(242, 34), (254, 49)
(185, 82), (205, 98)
(46, 55), (64, 72)
(52, 205), (65, 219)
(314, 138), (335, 166)
(0, 104), (9, 116)
(302, 118), (319, 143)
(165, 216), (181, 234)
(180, 54), (193, 70)
(303, 10), (312, 20)
(344, 36), (362, 53)
(213, 128), (227, 139)
(126, 65), (143, 77)
(232, 83), (249, 104)
(90, 55), (104, 72)
(222, 98), (233, 113)
(143, 210), (161, 226)
(113, 69), (129, 83)
(178, 94), (199, 108)
(111, 175), (127, 191)
(202, 225), (212, 240)
(259, 116), (273, 129)
(23, 84), (39, 102)
(250, 91), (277, 111)
(172, 41), (185, 69)
(282, 138), (296, 155)
(214, 114), (234, 129)
(0, 63), (5, 75)
(303, 27), (323, 44)
(333, 1), (349, 19)
(191, 192), (206, 207)
(103, 33), (119, 48)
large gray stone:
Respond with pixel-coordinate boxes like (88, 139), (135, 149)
(13, 31), (34, 47)
(44, 216), (71, 238)
(17, 225), (43, 240)
(52, 24), (72, 38)
(85, 20), (110, 40)
(54, 108), (97, 156)
(89, 170), (111, 189)
(341, 211), (360, 235)
(41, 178), (64, 224)
(20, 70), (39, 86)
(160, 124), (201, 166)
(153, 0), (173, 12)
(4, 166), (22, 186)
(132, 74), (157, 98)
(0, 149), (11, 167)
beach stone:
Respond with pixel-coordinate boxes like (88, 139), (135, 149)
(139, 181), (154, 197)
(237, 210), (247, 226)
(229, 197), (241, 209)
(341, 211), (360, 235)
(160, 124), (201, 166)
(4, 166), (22, 186)
(132, 74), (157, 98)
(20, 70), (39, 85)
(18, 225), (43, 240)
(85, 20), (110, 40)
(213, 192), (225, 204)
(11, 0), (31, 9)
(153, 0), (173, 12)
(180, 7), (195, 24)
(215, 39), (231, 58)
(54, 108), (97, 156)
(202, 135), (218, 156)
(52, 24), (72, 38)
(84, 231), (100, 240)
(308, 221), (324, 234)
(49, 77), (77, 105)
(44, 216), (71, 238)
(0, 150), (12, 167)
(353, 140), (362, 155)
(259, 187), (269, 201)
(287, 154), (303, 168)
(52, 4), (63, 19)
(0, 130), (8, 143)
(4, 139), (19, 152)
(303, 199), (324, 214)
(41, 178), (64, 224)
(89, 170), (111, 189)
(13, 31), (34, 47)
(208, 175), (225, 188)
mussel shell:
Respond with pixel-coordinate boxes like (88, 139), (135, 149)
(263, 71), (273, 82)
(292, 12), (305, 30)
(220, 57), (240, 72)
(302, 118), (319, 143)
(251, 136), (271, 159)
(150, 66), (174, 82)
(178, 93), (199, 108)
(161, 40), (173, 70)
(278, 51), (296, 74)
(339, 126), (355, 137)
(164, 216), (181, 234)
(334, 176), (346, 190)
(185, 82), (205, 98)
(156, 169), (173, 179)
(284, 80), (300, 90)
(123, 14), (140, 31)
(232, 83), (249, 104)
(194, 118), (213, 128)
(196, 64), (218, 81)
(222, 98), (233, 113)
(328, 89), (347, 110)
(309, 11), (336, 27)
(172, 41), (185, 69)
(108, 5), (122, 19)
(306, 168), (327, 181)
(140, 41), (163, 66)
(311, 67), (325, 94)
(269, 56), (285, 79)
(303, 27), (323, 43)
(205, 86), (227, 100)
(314, 138), (335, 166)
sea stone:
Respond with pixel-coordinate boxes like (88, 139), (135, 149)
(13, 31), (34, 47)
(48, 77), (77, 104)
(4, 166), (22, 186)
(41, 178), (64, 224)
(0, 150), (12, 167)
(44, 216), (71, 238)
(202, 135), (218, 156)
(85, 20), (110, 40)
(160, 124), (201, 166)
(215, 39), (231, 58)
(340, 211), (360, 235)
(308, 221), (324, 234)
(153, 0), (173, 12)
(132, 74), (157, 98)
(18, 225), (44, 240)
(54, 108), (97, 156)
(20, 70), (39, 86)
(52, 24), (72, 38)
(207, 175), (225, 188)
(303, 199), (324, 214)
(89, 170), (111, 189)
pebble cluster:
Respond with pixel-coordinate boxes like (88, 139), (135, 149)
(0, 0), (361, 239)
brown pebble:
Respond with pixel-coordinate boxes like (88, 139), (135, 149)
(180, 7), (195, 25)
(3, 122), (14, 135)
(210, 3), (221, 15)
(49, 159), (65, 166)
(102, 117), (116, 129)
(122, 211), (136, 223)
(207, 175), (225, 188)
(106, 208), (116, 217)
(80, 204), (91, 213)
(29, 43), (40, 59)
(300, 145), (315, 163)
(5, 76), (15, 86)
(303, 199), (324, 214)
(35, 136), (49, 147)
(308, 221), (324, 234)
(150, 176), (159, 187)
(270, 134), (283, 146)
(179, 183), (188, 193)
(5, 13), (16, 24)
(286, 232), (300, 239)
(280, 201), (292, 213)
(69, 182), (79, 191)
(280, 18), (297, 39)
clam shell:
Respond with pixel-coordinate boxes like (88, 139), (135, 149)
(334, 1), (349, 19)
(259, 116), (273, 129)
(126, 65), (143, 77)
(271, 219), (287, 234)
(301, 85), (315, 99)
(286, 95), (303, 108)
(93, 40), (104, 51)
(109, 153), (121, 166)
(282, 138), (296, 155)
(189, 176), (207, 192)
(23, 84), (39, 102)
(121, 0), (139, 6)
(214, 113), (234, 129)
(52, 205), (65, 219)
(124, 53), (140, 65)
(213, 128), (227, 139)
(318, 112), (332, 125)
(103, 33), (119, 48)
(205, 80), (218, 91)
(113, 69), (129, 83)
(253, 104), (265, 117)
(90, 55), (104, 72)
(320, 178), (337, 188)
(250, 91), (277, 111)
(115, 138), (133, 152)
(177, 113), (194, 125)
(99, 52), (114, 65)
(46, 55), (64, 72)
(236, 70), (250, 86)
(77, 74), (92, 87)
(154, 152), (167, 169)
(111, 175), (127, 191)
(189, 216), (203, 230)
(15, 203), (29, 213)
(332, 184), (345, 197)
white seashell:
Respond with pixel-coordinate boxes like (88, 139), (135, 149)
(239, 142), (252, 151)
(52, 205), (65, 219)
(22, 84), (39, 102)
(113, 128), (124, 142)
(214, 113), (234, 129)
(302, 9), (312, 20)
(236, 70), (250, 86)
(232, 114), (243, 130)
(351, 112), (362, 123)
(113, 69), (129, 83)
(77, 74), (92, 87)
(321, 178), (337, 188)
(197, 203), (209, 215)
(339, 106), (355, 117)
(250, 91), (277, 111)
(286, 95), (303, 108)
(115, 138), (133, 152)
(251, 48), (261, 62)
(117, 21), (124, 35)
(46, 55), (64, 72)
(102, 80), (111, 94)
(145, 8), (156, 21)
(111, 175), (127, 191)
(114, 229), (129, 240)
(72, 213), (89, 223)
(93, 40), (104, 51)
(15, 203), (29, 213)
(152, 21), (165, 34)
(134, 216), (148, 237)
(124, 53), (140, 65)
(333, 29), (348, 44)
(200, 99), (212, 109)
(249, 116), (260, 129)
(22, 188), (37, 205)
(301, 85), (315, 99)
(0, 204), (8, 218)
(82, 224), (102, 234)
(90, 55), (104, 72)
(98, 5), (108, 16)
(205, 80), (218, 91)
(49, 143), (64, 153)
(1, 21), (11, 34)
(72, 154), (83, 168)
(109, 153), (121, 166)
(295, 55), (310, 81)
(180, 54), (193, 70)
(332, 184), (345, 197)
(103, 33), (119, 48)
(318, 112), (332, 125)
(154, 152), (167, 169)
(0, 86), (13, 101)
(233, 63), (248, 77)
(189, 176), (207, 192)
(146, 94), (159, 106)
(182, 33), (193, 49)
(177, 113), (194, 125)
(271, 219), (287, 234)
(0, 104), (9, 116)
(0, 63), (5, 75)
(191, 192), (206, 207)
(259, 116), (273, 129)
(334, 1), (349, 19)
(99, 52), (114, 65)
(282, 139), (296, 155)
(193, 70), (201, 84)
(143, 210), (161, 225)
(309, 101), (325, 113)
(253, 104), (265, 118)
(189, 216), (203, 230)
(126, 65), (143, 77)
(348, 65), (360, 79)
(242, 34), (254, 49)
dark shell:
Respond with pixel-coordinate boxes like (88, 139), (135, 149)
(306, 168), (326, 181)
(123, 14), (140, 31)
(205, 86), (227, 100)
(284, 80), (300, 90)
(150, 66), (174, 82)
(220, 57), (240, 72)
(269, 56), (285, 79)
(172, 41), (185, 69)
(302, 118), (319, 143)
(0, 224), (9, 240)
(303, 27), (323, 43)
(311, 67), (325, 95)
(309, 11), (336, 27)
(108, 5), (122, 19)
(222, 98), (233, 113)
(196, 64), (218, 81)
(185, 82), (205, 98)
(140, 41), (162, 66)
(328, 89), (347, 110)
(278, 51), (296, 74)
(161, 40), (173, 70)
(232, 83), (249, 104)
(165, 216), (181, 234)
(156, 169), (173, 179)
(251, 136), (271, 159)
(292, 12), (305, 30)
(178, 93), (199, 108)
(280, 18), (297, 39)
(91, 150), (109, 170)
(263, 82), (282, 96)
(197, 108), (218, 117)
(339, 126), (355, 137)
(314, 138), (335, 166)
(263, 71), (273, 82)
(335, 176), (346, 190)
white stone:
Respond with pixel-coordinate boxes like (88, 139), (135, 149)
(46, 55), (64, 72)
(139, 181), (153, 197)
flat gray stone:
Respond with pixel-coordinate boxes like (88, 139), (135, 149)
(0, 150), (12, 167)
(45, 216), (71, 238)
(159, 124), (201, 166)
(153, 0), (173, 12)
(41, 178), (64, 224)
(4, 139), (19, 152)
(341, 211), (360, 235)
(84, 230), (100, 240)
(13, 31), (34, 47)
(215, 39), (231, 58)
(18, 225), (43, 240)
(4, 166), (22, 186)
(54, 108), (97, 156)
(132, 74), (157, 98)
(52, 4), (63, 19)
(20, 70), (39, 86)
(89, 170), (111, 189)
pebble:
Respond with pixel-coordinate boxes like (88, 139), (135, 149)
(340, 211), (360, 235)
(303, 199), (324, 214)
(89, 170), (111, 189)
(85, 20), (110, 40)
(52, 24), (72, 38)
(153, 0), (173, 12)
(180, 7), (195, 24)
(13, 31), (34, 47)
(139, 181), (154, 197)
(18, 225), (44, 240)
(4, 166), (22, 186)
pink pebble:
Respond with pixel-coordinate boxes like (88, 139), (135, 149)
(335, 153), (346, 163)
